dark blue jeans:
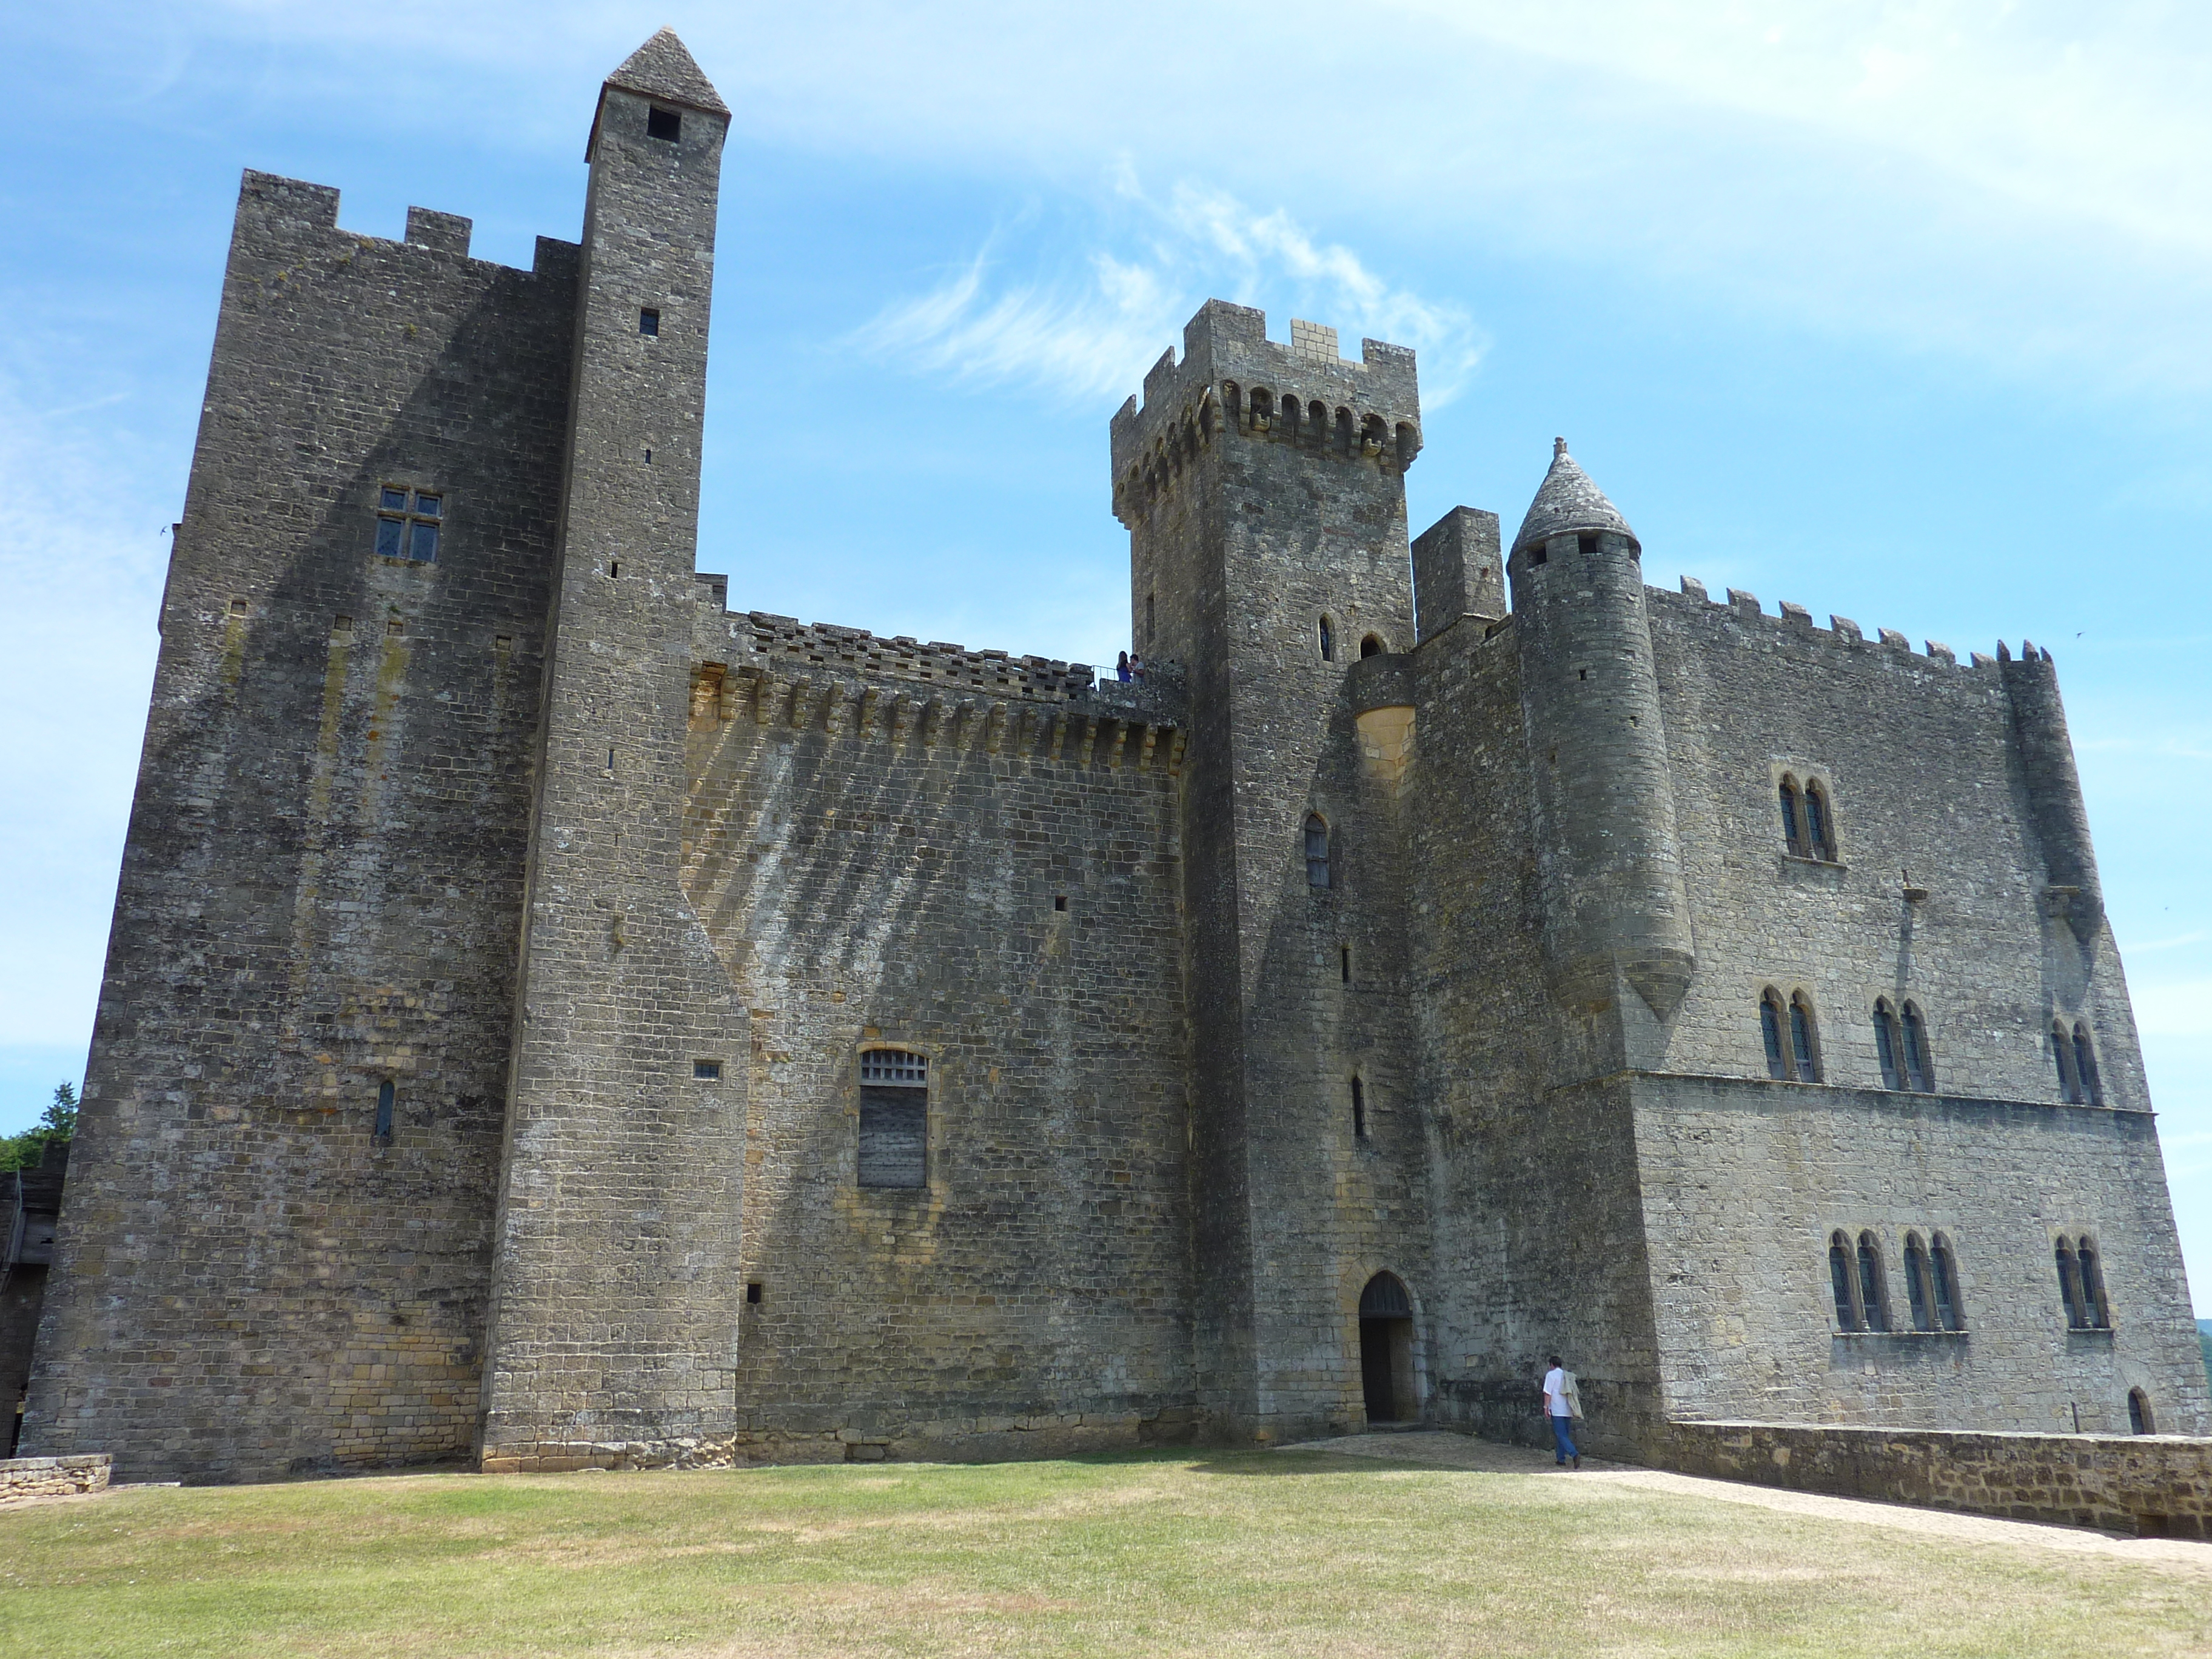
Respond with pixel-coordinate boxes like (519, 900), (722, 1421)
(1550, 1413), (1578, 1464)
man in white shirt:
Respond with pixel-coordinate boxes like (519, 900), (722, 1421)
(1541, 1354), (1580, 1469)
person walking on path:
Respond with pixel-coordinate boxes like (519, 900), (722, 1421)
(1542, 1354), (1580, 1468)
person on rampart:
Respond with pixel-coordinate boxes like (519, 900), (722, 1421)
(1116, 651), (1133, 683)
(1541, 1354), (1581, 1468)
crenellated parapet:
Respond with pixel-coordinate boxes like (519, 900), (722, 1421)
(1109, 300), (1421, 528)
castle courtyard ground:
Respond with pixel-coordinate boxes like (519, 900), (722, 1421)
(2, 1433), (2207, 1657)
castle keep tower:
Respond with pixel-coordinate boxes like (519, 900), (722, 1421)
(1112, 303), (1427, 1441)
(478, 33), (746, 1470)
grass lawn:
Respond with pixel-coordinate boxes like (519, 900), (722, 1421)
(2, 1446), (2208, 1657)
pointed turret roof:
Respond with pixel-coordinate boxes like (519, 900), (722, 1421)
(605, 28), (728, 115)
(1512, 437), (1635, 553)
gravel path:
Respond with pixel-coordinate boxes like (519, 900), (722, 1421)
(1281, 1430), (2212, 1577)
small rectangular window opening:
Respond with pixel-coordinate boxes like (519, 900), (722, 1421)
(694, 1059), (722, 1081)
(1530, 544), (1548, 566)
(745, 1280), (763, 1304)
(1341, 945), (1352, 984)
(1054, 894), (1068, 912)
(646, 106), (682, 142)
(609, 561), (621, 578)
(374, 486), (442, 563)
(1578, 532), (1598, 557)
(639, 308), (660, 337)
(374, 1079), (395, 1142)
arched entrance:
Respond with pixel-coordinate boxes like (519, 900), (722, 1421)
(1358, 1272), (1416, 1424)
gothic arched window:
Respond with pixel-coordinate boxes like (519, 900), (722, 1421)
(2073, 1024), (2102, 1107)
(1828, 1231), (1860, 1331)
(2130, 1389), (2154, 1435)
(1778, 779), (1804, 856)
(1803, 783), (1834, 860)
(2055, 1236), (2086, 1328)
(1760, 991), (1789, 1080)
(1789, 994), (1821, 1082)
(1856, 1232), (1891, 1331)
(1930, 1232), (1963, 1330)
(1873, 1000), (1904, 1091)
(2076, 1236), (2111, 1329)
(2054, 1019), (2080, 1102)
(1901, 1002), (1935, 1093)
(1903, 1233), (1934, 1331)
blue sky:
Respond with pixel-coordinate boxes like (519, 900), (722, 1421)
(5, 2), (2211, 1312)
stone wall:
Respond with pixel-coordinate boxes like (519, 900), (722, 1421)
(25, 170), (576, 1483)
(678, 612), (1197, 1462)
(1633, 1074), (2210, 1435)
(0, 1454), (111, 1502)
(1650, 1419), (2212, 1537)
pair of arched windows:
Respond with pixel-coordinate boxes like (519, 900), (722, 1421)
(1778, 775), (1837, 861)
(2054, 1235), (2111, 1330)
(1829, 1228), (1964, 1333)
(1759, 989), (1821, 1082)
(1872, 999), (1935, 1093)
(2053, 1021), (2102, 1105)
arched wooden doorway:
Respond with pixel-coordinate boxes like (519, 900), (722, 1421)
(1358, 1272), (1417, 1424)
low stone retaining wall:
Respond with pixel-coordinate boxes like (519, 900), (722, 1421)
(0, 1453), (111, 1501)
(1651, 1421), (2212, 1538)
(480, 1406), (1204, 1474)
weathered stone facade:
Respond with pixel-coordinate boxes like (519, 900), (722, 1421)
(21, 30), (2207, 1500)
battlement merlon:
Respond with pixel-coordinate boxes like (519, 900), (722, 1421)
(1109, 300), (1421, 483)
(230, 169), (578, 279)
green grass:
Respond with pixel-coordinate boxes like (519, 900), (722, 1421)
(1, 1449), (2206, 1657)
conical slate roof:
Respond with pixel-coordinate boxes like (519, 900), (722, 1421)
(1512, 438), (1635, 553)
(605, 28), (728, 115)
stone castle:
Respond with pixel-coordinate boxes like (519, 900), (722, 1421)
(17, 32), (2209, 1497)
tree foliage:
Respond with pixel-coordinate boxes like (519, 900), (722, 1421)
(0, 1082), (77, 1173)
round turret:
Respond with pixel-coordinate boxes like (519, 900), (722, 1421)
(1511, 437), (1637, 558)
(1506, 439), (1695, 1030)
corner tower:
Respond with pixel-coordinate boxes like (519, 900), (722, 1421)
(1507, 440), (1696, 1058)
(1112, 303), (1423, 1442)
(478, 32), (746, 1470)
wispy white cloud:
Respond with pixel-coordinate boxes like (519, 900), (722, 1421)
(850, 177), (1486, 409)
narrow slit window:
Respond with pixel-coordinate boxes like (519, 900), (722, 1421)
(1305, 814), (1331, 890)
(1318, 617), (1335, 662)
(2054, 1020), (2080, 1101)
(1779, 780), (1803, 854)
(2129, 1389), (2154, 1435)
(374, 1079), (395, 1142)
(1351, 1076), (1367, 1139)
(857, 1048), (927, 1189)
(1341, 945), (1352, 985)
